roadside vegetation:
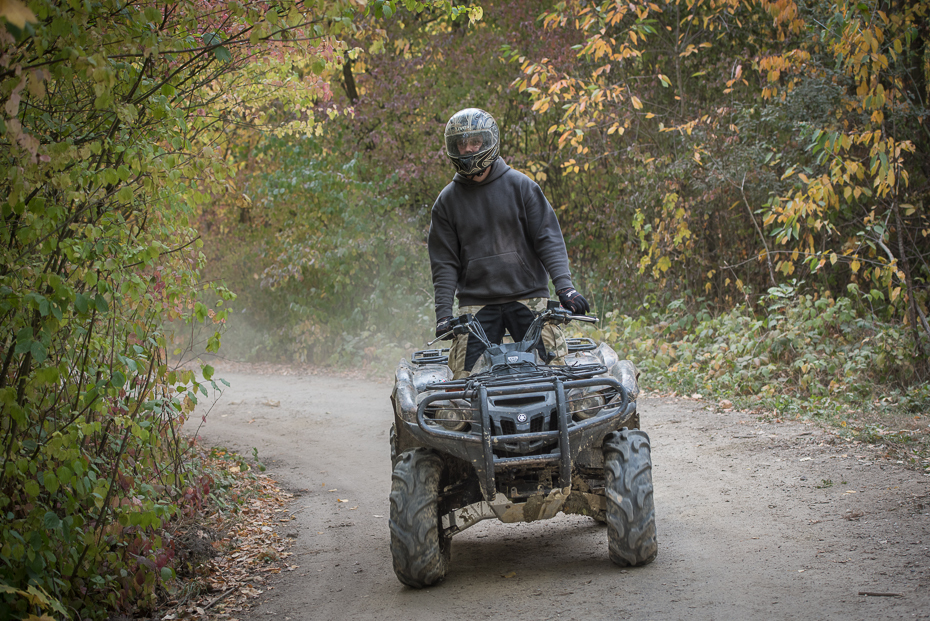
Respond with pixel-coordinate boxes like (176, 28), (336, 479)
(1, 0), (928, 617)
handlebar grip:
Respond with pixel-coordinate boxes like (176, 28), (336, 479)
(570, 315), (598, 323)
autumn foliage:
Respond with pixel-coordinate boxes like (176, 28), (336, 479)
(1, 0), (929, 615)
(0, 0), (366, 616)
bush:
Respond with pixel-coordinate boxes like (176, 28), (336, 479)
(591, 287), (929, 419)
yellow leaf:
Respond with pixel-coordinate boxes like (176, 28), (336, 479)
(0, 0), (37, 27)
(891, 286), (901, 302)
(631, 96), (643, 110)
(850, 260), (860, 273)
(830, 252), (838, 265)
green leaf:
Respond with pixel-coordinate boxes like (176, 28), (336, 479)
(30, 341), (47, 363)
(111, 370), (126, 388)
(214, 46), (233, 63)
(56, 465), (73, 486)
(94, 293), (109, 314)
(43, 471), (59, 495)
(14, 327), (33, 354)
(202, 364), (214, 380)
(194, 302), (208, 322)
(24, 480), (40, 497)
(43, 511), (62, 530)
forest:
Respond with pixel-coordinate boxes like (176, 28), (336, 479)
(0, 0), (928, 617)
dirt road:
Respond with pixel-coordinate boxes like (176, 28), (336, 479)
(193, 368), (929, 620)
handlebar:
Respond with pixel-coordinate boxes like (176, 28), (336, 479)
(427, 308), (597, 347)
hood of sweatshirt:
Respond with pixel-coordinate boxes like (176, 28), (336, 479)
(452, 157), (510, 186)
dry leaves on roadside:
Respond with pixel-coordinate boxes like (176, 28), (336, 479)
(155, 453), (299, 620)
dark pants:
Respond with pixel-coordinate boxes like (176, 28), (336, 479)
(464, 301), (547, 371)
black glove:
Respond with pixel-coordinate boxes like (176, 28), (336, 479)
(557, 288), (590, 315)
(435, 316), (454, 340)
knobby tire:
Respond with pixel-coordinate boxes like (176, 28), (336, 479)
(603, 429), (658, 567)
(389, 448), (450, 587)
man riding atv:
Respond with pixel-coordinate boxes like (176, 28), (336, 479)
(388, 108), (656, 589)
(428, 107), (590, 376)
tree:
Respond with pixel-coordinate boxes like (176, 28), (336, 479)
(0, 0), (379, 615)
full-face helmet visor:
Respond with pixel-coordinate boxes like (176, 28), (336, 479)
(445, 130), (495, 158)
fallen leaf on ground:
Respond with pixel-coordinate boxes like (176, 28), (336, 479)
(151, 445), (297, 620)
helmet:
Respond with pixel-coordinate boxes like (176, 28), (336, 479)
(444, 108), (500, 176)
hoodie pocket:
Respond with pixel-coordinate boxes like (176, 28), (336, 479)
(463, 252), (536, 298)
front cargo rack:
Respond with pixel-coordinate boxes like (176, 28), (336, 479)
(566, 337), (597, 352)
(427, 362), (607, 393)
(412, 348), (450, 366)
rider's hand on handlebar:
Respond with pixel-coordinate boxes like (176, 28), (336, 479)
(435, 316), (454, 340)
(557, 287), (590, 315)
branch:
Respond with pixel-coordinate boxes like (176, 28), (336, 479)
(738, 172), (776, 287)
(122, 236), (202, 269)
(870, 234), (930, 343)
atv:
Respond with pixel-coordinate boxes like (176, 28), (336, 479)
(388, 304), (656, 588)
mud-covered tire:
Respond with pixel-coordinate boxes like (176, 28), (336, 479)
(389, 448), (450, 588)
(389, 424), (398, 468)
(603, 429), (658, 567)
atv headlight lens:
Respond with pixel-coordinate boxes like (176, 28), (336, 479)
(567, 388), (605, 420)
(435, 407), (468, 431)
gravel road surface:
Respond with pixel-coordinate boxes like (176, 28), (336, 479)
(193, 369), (929, 620)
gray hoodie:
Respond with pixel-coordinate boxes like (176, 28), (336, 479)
(428, 158), (574, 319)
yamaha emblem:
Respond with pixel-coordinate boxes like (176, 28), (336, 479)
(517, 413), (527, 423)
(507, 355), (519, 363)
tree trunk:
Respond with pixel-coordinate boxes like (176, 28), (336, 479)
(343, 58), (359, 103)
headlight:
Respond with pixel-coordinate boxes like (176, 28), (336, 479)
(428, 399), (470, 431)
(435, 407), (468, 431)
(567, 388), (605, 420)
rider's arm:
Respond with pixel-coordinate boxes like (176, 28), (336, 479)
(522, 179), (574, 293)
(427, 200), (460, 320)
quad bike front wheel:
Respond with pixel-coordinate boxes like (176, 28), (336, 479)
(603, 429), (658, 567)
(389, 448), (451, 587)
